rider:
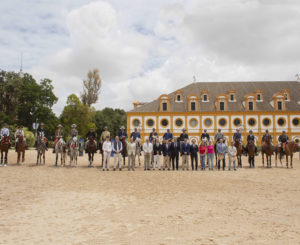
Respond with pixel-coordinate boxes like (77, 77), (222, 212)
(37, 122), (48, 150)
(100, 126), (110, 144)
(233, 128), (242, 142)
(68, 124), (78, 152)
(130, 127), (141, 142)
(179, 128), (189, 143)
(53, 124), (64, 153)
(14, 125), (26, 151)
(261, 129), (273, 144)
(85, 127), (97, 153)
(163, 129), (173, 142)
(245, 130), (257, 156)
(278, 130), (289, 154)
(149, 128), (158, 142)
(214, 129), (224, 144)
(118, 126), (128, 141)
(200, 129), (210, 144)
(0, 123), (10, 143)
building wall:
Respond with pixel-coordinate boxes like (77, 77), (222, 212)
(127, 111), (300, 145)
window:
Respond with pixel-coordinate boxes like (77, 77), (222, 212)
(277, 118), (285, 126)
(161, 119), (169, 127)
(263, 118), (271, 126)
(175, 119), (183, 127)
(230, 94), (234, 101)
(277, 101), (282, 110)
(189, 119), (198, 127)
(177, 94), (181, 101)
(248, 118), (256, 126)
(204, 118), (212, 127)
(257, 94), (261, 101)
(203, 94), (208, 101)
(162, 102), (167, 111)
(146, 119), (154, 127)
(292, 118), (299, 126)
(249, 101), (254, 111)
(133, 119), (140, 127)
(191, 102), (196, 111)
(219, 118), (227, 127)
(220, 102), (225, 111)
(233, 118), (241, 127)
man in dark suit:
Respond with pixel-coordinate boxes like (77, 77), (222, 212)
(162, 139), (171, 170)
(170, 137), (180, 170)
(181, 138), (190, 170)
(190, 139), (199, 170)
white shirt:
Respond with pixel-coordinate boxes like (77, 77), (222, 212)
(228, 146), (237, 157)
(1, 127), (9, 137)
(102, 141), (112, 152)
(15, 129), (24, 138)
(143, 142), (153, 154)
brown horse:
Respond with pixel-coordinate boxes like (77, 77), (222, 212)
(121, 138), (127, 166)
(0, 135), (10, 166)
(248, 140), (255, 168)
(283, 141), (297, 168)
(261, 135), (273, 168)
(16, 135), (26, 164)
(273, 145), (282, 167)
(86, 137), (97, 167)
(234, 140), (243, 168)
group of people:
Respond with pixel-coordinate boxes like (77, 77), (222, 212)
(0, 122), (292, 170)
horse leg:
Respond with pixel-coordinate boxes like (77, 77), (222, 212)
(290, 155), (293, 168)
(286, 154), (288, 168)
(55, 153), (58, 166)
(22, 150), (25, 163)
(262, 153), (264, 168)
(43, 150), (45, 165)
(1, 151), (3, 165)
(37, 151), (39, 165)
(5, 151), (8, 164)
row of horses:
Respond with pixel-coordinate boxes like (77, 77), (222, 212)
(0, 134), (297, 168)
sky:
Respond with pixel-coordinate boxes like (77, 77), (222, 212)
(1, 0), (300, 114)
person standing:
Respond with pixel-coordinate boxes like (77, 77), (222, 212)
(199, 142), (206, 170)
(153, 138), (162, 170)
(102, 136), (112, 171)
(228, 141), (237, 171)
(207, 140), (214, 170)
(143, 138), (153, 171)
(170, 137), (180, 170)
(162, 139), (171, 170)
(113, 136), (123, 171)
(181, 138), (190, 170)
(217, 139), (227, 171)
(127, 138), (136, 171)
(163, 129), (173, 142)
(190, 139), (199, 171)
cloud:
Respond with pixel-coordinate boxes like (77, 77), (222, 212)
(1, 0), (300, 115)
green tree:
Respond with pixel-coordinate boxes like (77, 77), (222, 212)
(93, 108), (127, 139)
(60, 94), (95, 137)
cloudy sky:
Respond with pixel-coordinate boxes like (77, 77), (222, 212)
(1, 0), (300, 114)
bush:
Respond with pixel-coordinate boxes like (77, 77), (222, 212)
(24, 127), (35, 147)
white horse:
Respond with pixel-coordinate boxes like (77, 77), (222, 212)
(55, 137), (66, 167)
(69, 136), (79, 167)
(36, 132), (46, 165)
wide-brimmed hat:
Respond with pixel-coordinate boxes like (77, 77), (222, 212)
(57, 124), (63, 128)
(71, 124), (77, 128)
(120, 126), (125, 130)
(18, 125), (23, 128)
(104, 126), (108, 130)
(40, 122), (44, 126)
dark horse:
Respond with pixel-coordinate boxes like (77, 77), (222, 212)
(234, 140), (243, 168)
(248, 140), (255, 168)
(121, 138), (127, 166)
(86, 137), (97, 167)
(16, 135), (26, 164)
(98, 142), (103, 167)
(261, 135), (273, 168)
(0, 135), (10, 166)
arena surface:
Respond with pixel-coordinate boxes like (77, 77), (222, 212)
(0, 150), (300, 245)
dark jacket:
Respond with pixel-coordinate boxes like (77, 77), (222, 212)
(170, 141), (180, 156)
(118, 131), (128, 139)
(200, 133), (210, 141)
(190, 144), (199, 156)
(153, 143), (162, 155)
(162, 143), (171, 156)
(181, 142), (190, 155)
(86, 131), (96, 139)
(130, 131), (141, 141)
(247, 134), (255, 142)
(278, 134), (289, 143)
(179, 133), (189, 142)
(233, 133), (242, 141)
(149, 132), (158, 142)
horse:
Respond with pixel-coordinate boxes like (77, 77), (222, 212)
(16, 135), (26, 164)
(36, 132), (46, 165)
(121, 138), (128, 166)
(98, 142), (104, 167)
(69, 136), (79, 167)
(0, 135), (10, 166)
(248, 140), (255, 168)
(55, 137), (66, 167)
(135, 138), (142, 166)
(282, 141), (297, 168)
(234, 140), (243, 168)
(261, 135), (273, 168)
(86, 137), (97, 167)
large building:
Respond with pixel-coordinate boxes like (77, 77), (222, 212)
(126, 81), (300, 145)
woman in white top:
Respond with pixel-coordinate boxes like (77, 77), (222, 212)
(228, 141), (237, 171)
(102, 136), (112, 171)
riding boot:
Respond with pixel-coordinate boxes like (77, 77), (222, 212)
(52, 148), (55, 154)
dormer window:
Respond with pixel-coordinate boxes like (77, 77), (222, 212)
(249, 101), (254, 111)
(255, 89), (263, 102)
(257, 93), (261, 101)
(203, 94), (208, 101)
(244, 93), (256, 111)
(220, 101), (225, 111)
(174, 90), (183, 103)
(278, 101), (282, 110)
(191, 102), (196, 111)
(216, 93), (227, 111)
(201, 90), (209, 102)
(227, 90), (236, 102)
(177, 94), (181, 101)
(187, 94), (200, 111)
(272, 91), (286, 111)
(230, 94), (234, 101)
(162, 102), (168, 111)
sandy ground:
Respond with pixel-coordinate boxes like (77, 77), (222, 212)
(0, 150), (300, 245)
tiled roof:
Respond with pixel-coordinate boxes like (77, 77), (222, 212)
(129, 81), (300, 112)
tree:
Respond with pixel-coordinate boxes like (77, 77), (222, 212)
(60, 94), (95, 138)
(93, 108), (127, 139)
(81, 69), (102, 107)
